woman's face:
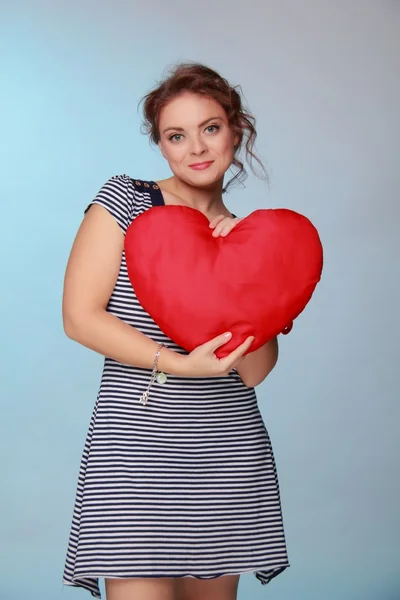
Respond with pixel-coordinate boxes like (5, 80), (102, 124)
(158, 92), (238, 187)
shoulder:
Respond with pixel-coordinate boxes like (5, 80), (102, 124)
(87, 174), (157, 234)
(102, 174), (159, 196)
(100, 174), (135, 193)
(102, 175), (163, 211)
(94, 174), (154, 206)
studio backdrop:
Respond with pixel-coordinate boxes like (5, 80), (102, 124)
(1, 1), (399, 599)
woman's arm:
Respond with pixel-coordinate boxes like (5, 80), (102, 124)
(62, 204), (253, 378)
(62, 204), (186, 375)
(235, 337), (279, 388)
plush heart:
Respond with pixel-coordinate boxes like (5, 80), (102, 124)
(124, 206), (323, 358)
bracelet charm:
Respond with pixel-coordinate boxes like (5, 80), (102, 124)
(156, 372), (168, 384)
(139, 343), (167, 405)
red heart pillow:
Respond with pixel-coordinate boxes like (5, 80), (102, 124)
(124, 206), (323, 358)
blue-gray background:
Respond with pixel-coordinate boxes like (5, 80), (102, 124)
(1, 1), (399, 599)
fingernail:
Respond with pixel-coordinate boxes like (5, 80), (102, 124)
(224, 332), (232, 338)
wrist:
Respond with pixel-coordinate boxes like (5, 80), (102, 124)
(158, 347), (188, 376)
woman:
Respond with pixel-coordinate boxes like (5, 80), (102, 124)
(62, 63), (290, 600)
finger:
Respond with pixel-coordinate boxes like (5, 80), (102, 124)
(231, 355), (246, 369)
(219, 225), (233, 237)
(219, 336), (255, 368)
(211, 219), (230, 237)
(213, 218), (241, 238)
(205, 331), (232, 352)
(209, 215), (226, 229)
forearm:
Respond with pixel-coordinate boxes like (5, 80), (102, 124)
(236, 337), (279, 388)
(63, 309), (185, 375)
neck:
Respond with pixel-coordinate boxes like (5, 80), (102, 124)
(161, 176), (229, 218)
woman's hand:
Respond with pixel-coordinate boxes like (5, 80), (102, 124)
(179, 332), (254, 378)
(209, 215), (242, 237)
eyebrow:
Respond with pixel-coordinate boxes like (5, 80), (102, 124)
(162, 116), (224, 134)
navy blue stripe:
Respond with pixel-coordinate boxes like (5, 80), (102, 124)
(62, 175), (289, 599)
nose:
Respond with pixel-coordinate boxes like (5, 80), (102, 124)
(189, 135), (207, 156)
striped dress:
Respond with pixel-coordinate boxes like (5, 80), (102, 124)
(62, 175), (290, 598)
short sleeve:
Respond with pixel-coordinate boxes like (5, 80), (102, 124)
(84, 174), (135, 235)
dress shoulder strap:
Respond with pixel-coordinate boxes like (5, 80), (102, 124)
(132, 178), (164, 207)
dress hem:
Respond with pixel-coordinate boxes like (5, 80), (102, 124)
(63, 563), (290, 599)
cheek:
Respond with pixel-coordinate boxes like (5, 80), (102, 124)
(218, 136), (235, 160)
(163, 145), (186, 165)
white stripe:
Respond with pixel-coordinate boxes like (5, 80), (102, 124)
(62, 175), (289, 599)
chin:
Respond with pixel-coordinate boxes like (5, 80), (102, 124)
(187, 169), (225, 187)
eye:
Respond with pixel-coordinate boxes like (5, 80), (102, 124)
(168, 133), (183, 142)
(206, 124), (220, 134)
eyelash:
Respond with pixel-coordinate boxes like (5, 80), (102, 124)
(168, 124), (221, 142)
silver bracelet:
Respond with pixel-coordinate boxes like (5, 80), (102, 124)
(139, 343), (168, 405)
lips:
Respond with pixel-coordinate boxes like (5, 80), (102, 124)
(189, 161), (214, 170)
